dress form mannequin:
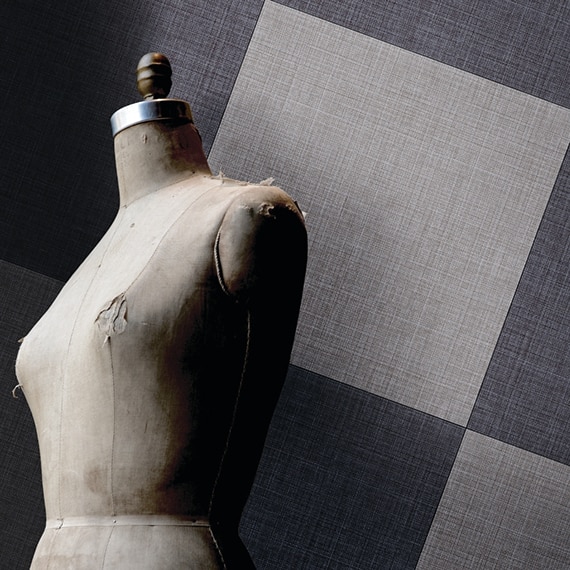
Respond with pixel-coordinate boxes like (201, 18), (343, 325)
(16, 54), (307, 569)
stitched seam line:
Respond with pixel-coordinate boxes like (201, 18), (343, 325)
(209, 527), (227, 570)
(57, 211), (124, 521)
(46, 516), (210, 527)
(121, 183), (215, 297)
(100, 526), (114, 570)
(107, 339), (116, 516)
(214, 227), (232, 297)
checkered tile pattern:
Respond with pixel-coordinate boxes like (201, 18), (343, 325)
(2, 0), (570, 567)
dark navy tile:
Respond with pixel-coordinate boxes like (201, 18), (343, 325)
(240, 366), (465, 569)
(0, 261), (63, 569)
(469, 150), (570, 466)
(277, 0), (570, 108)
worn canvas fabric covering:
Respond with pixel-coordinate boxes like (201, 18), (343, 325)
(16, 117), (306, 568)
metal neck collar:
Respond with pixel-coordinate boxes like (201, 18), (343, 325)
(110, 99), (193, 137)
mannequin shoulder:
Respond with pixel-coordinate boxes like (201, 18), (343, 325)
(216, 184), (307, 302)
(225, 184), (304, 223)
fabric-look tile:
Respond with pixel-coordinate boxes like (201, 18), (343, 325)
(240, 365), (464, 569)
(0, 261), (63, 569)
(209, 1), (570, 425)
(277, 0), (570, 109)
(469, 149), (570, 466)
(416, 430), (570, 569)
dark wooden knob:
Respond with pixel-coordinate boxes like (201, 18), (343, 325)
(136, 53), (172, 100)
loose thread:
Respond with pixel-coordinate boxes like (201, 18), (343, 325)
(11, 384), (23, 398)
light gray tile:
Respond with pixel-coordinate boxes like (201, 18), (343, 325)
(209, 2), (570, 424)
(417, 431), (570, 569)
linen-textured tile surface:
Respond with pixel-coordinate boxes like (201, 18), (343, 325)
(240, 365), (464, 569)
(0, 261), (63, 569)
(416, 431), (570, 569)
(278, 0), (570, 108)
(209, 1), (570, 425)
(469, 149), (570, 466)
(4, 0), (570, 568)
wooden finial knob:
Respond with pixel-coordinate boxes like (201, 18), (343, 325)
(136, 53), (172, 100)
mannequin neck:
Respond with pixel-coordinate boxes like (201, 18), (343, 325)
(114, 120), (211, 207)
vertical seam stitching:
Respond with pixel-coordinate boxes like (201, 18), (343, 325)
(56, 212), (125, 521)
(107, 339), (116, 516)
(120, 182), (216, 298)
(100, 526), (115, 570)
(208, 527), (227, 570)
(214, 227), (232, 297)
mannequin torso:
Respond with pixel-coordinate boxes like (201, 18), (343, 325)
(17, 119), (307, 568)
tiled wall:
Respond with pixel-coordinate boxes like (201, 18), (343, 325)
(2, 1), (570, 568)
